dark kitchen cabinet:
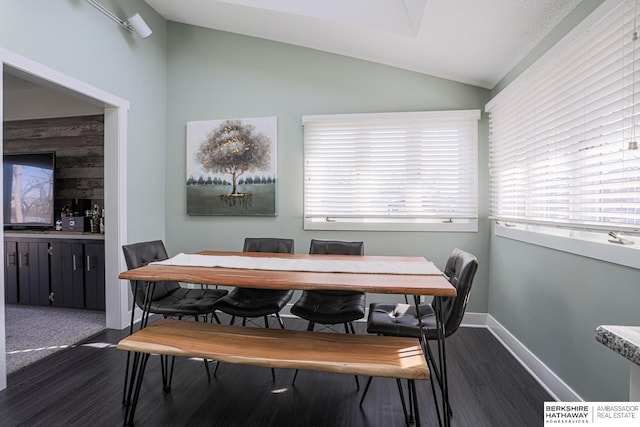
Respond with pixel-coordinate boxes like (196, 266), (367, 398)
(84, 242), (105, 310)
(3, 239), (52, 306)
(4, 234), (104, 310)
(4, 240), (19, 304)
(50, 241), (86, 309)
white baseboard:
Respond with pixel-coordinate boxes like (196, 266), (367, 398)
(486, 314), (582, 402)
(460, 312), (488, 328)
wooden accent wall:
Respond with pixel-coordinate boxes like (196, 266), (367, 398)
(3, 115), (104, 219)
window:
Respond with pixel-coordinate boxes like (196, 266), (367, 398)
(303, 110), (480, 231)
(487, 0), (640, 234)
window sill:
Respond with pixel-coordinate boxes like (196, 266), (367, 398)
(494, 222), (640, 270)
(304, 218), (478, 232)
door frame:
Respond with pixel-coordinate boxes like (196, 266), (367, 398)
(0, 47), (130, 390)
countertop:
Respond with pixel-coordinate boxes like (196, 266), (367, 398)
(596, 325), (640, 366)
(4, 230), (105, 240)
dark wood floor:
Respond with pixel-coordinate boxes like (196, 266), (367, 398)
(0, 315), (552, 426)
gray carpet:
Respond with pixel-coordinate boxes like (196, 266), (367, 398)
(5, 304), (105, 374)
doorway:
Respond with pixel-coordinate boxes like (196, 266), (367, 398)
(0, 50), (129, 390)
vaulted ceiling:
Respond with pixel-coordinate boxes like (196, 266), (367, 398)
(144, 0), (582, 89)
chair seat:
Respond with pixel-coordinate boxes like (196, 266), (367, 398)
(148, 288), (228, 316)
(291, 290), (366, 324)
(214, 288), (294, 318)
(367, 302), (440, 339)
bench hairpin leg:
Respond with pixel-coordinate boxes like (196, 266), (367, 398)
(161, 355), (176, 393)
(396, 378), (411, 426)
(124, 352), (142, 409)
(124, 352), (151, 426)
(410, 379), (421, 427)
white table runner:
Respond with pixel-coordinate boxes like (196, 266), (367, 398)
(151, 253), (442, 275)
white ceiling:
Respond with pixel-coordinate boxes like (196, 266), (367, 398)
(144, 0), (582, 89)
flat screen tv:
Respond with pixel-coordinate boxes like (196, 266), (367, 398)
(3, 152), (56, 229)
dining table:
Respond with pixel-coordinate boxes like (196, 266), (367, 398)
(118, 250), (456, 426)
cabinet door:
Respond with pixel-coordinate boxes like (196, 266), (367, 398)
(50, 241), (85, 309)
(17, 241), (50, 306)
(4, 240), (19, 304)
(84, 243), (105, 310)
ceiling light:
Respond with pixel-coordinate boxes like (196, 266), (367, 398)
(84, 0), (152, 39)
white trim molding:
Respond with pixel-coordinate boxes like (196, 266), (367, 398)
(495, 223), (640, 270)
(0, 47), (131, 390)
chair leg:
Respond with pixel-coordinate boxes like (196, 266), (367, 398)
(211, 311), (221, 324)
(359, 376), (374, 406)
(203, 358), (211, 382)
(276, 313), (286, 329)
(293, 322), (316, 385)
(345, 322), (359, 390)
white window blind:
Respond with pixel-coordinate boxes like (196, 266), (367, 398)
(487, 0), (640, 233)
(303, 110), (480, 232)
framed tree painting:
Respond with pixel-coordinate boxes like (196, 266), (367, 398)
(186, 116), (277, 216)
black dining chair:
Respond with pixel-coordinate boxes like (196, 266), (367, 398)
(290, 239), (366, 387)
(290, 239), (366, 333)
(360, 248), (478, 425)
(121, 240), (229, 400)
(212, 237), (295, 380)
(213, 237), (295, 329)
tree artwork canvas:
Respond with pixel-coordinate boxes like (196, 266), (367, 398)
(186, 117), (277, 216)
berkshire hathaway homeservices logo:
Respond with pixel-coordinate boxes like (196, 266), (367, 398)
(544, 402), (639, 426)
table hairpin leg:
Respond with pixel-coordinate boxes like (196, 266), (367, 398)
(413, 295), (450, 427)
(122, 281), (157, 408)
(121, 282), (139, 405)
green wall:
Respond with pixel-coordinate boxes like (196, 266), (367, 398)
(488, 0), (640, 401)
(4, 0), (632, 403)
(490, 229), (640, 401)
(0, 0), (168, 243)
(164, 22), (492, 308)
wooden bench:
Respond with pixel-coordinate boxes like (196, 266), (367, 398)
(118, 318), (429, 424)
(118, 318), (429, 379)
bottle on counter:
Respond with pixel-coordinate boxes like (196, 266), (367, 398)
(90, 204), (100, 233)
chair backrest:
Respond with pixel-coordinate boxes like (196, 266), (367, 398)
(435, 248), (478, 337)
(309, 239), (364, 255)
(243, 237), (294, 254)
(122, 240), (180, 307)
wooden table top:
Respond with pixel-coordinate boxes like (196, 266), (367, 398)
(119, 250), (456, 297)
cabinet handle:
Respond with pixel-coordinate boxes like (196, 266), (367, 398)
(7, 253), (15, 266)
(87, 256), (91, 272)
(19, 253), (28, 268)
(72, 255), (77, 271)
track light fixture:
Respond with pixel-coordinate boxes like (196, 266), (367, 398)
(84, 0), (152, 39)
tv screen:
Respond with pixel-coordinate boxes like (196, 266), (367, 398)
(3, 152), (55, 229)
